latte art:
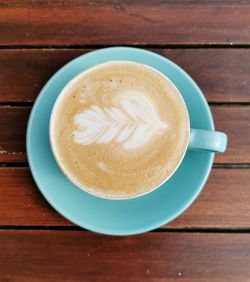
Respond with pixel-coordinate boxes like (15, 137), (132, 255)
(73, 91), (167, 149)
(50, 61), (189, 199)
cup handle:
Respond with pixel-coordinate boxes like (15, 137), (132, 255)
(188, 129), (227, 153)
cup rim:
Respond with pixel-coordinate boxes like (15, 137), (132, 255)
(49, 60), (190, 200)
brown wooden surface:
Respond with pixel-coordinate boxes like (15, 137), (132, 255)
(1, 49), (249, 103)
(1, 231), (250, 282)
(0, 107), (29, 162)
(1, 0), (250, 281)
(1, 167), (250, 228)
(0, 106), (249, 163)
(1, 1), (250, 46)
(212, 107), (250, 164)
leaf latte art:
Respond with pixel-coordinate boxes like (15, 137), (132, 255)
(73, 91), (167, 149)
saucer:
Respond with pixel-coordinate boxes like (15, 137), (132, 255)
(27, 47), (214, 235)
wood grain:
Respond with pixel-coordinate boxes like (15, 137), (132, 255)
(0, 107), (29, 162)
(212, 107), (250, 164)
(1, 231), (250, 281)
(0, 49), (83, 103)
(0, 1), (250, 46)
(0, 1), (249, 280)
(0, 106), (249, 163)
(160, 49), (250, 103)
(0, 168), (68, 226)
(168, 168), (250, 228)
(1, 168), (250, 228)
(0, 49), (249, 103)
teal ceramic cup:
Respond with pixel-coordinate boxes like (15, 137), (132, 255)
(49, 61), (227, 200)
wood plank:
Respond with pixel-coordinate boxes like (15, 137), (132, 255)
(168, 168), (250, 228)
(0, 49), (83, 103)
(0, 168), (68, 226)
(212, 107), (250, 164)
(0, 107), (29, 162)
(159, 49), (250, 103)
(1, 168), (250, 228)
(1, 231), (250, 281)
(1, 49), (249, 103)
(0, 1), (250, 45)
(0, 106), (249, 163)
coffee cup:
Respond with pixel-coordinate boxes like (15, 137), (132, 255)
(49, 61), (227, 200)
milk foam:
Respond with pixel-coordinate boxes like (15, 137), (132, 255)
(73, 91), (167, 149)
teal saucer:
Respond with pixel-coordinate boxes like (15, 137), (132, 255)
(27, 47), (214, 235)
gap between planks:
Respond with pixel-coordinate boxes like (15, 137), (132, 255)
(0, 44), (250, 50)
(1, 226), (250, 233)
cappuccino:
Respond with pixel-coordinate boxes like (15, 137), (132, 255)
(50, 61), (189, 198)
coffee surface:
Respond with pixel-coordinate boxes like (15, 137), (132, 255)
(50, 61), (189, 198)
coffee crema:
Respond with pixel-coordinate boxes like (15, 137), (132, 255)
(50, 61), (189, 199)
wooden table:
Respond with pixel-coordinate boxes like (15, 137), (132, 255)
(0, 1), (250, 281)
